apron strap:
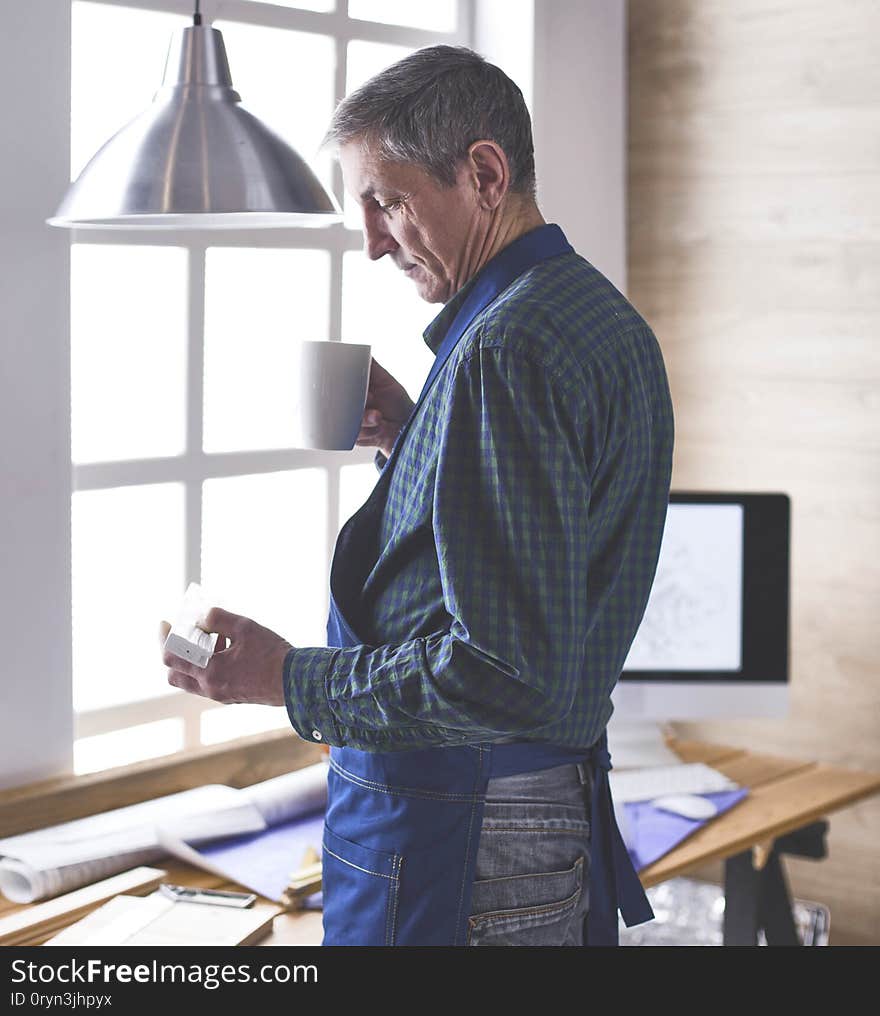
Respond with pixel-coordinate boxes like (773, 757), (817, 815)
(385, 224), (575, 468)
(585, 731), (654, 945)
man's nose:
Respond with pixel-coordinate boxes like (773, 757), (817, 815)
(363, 210), (399, 261)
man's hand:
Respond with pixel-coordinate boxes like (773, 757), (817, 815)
(159, 607), (292, 707)
(356, 358), (415, 459)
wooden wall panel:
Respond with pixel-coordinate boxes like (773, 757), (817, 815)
(627, 0), (880, 943)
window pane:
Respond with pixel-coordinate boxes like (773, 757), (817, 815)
(343, 41), (415, 227)
(74, 719), (184, 775)
(214, 21), (335, 189)
(349, 0), (456, 32)
(346, 40), (413, 94)
(71, 245), (187, 465)
(344, 191), (364, 231)
(201, 470), (328, 649)
(71, 2), (187, 181)
(342, 250), (434, 401)
(203, 249), (330, 453)
(201, 705), (290, 746)
(72, 484), (185, 712)
(339, 462), (380, 530)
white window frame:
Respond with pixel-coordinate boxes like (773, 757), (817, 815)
(68, 0), (474, 760)
(2, 0), (621, 790)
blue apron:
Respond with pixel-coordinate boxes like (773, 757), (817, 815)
(322, 225), (653, 946)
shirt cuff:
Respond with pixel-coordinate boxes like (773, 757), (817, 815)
(283, 646), (343, 748)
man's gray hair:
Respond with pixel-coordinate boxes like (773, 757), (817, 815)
(323, 45), (536, 198)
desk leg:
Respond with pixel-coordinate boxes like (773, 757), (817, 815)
(756, 852), (800, 946)
(722, 820), (829, 946)
(723, 851), (762, 945)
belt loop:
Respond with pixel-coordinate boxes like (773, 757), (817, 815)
(576, 761), (588, 786)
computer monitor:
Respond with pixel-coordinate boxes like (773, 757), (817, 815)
(611, 491), (790, 722)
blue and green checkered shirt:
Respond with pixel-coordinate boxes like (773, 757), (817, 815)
(284, 227), (674, 752)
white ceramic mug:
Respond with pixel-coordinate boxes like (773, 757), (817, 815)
(293, 340), (372, 450)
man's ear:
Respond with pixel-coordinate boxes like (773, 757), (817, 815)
(466, 140), (510, 210)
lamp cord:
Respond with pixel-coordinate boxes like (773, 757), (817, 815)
(193, 1), (202, 26)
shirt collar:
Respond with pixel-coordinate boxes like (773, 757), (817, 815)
(422, 224), (567, 355)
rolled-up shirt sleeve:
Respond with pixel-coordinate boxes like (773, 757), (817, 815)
(284, 344), (594, 751)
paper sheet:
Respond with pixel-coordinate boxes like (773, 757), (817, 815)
(0, 762), (328, 904)
(194, 812), (326, 903)
(622, 788), (749, 871)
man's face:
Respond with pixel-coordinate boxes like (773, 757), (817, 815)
(339, 139), (481, 304)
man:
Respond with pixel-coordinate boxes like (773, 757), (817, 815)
(161, 46), (674, 946)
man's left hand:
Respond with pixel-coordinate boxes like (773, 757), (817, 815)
(159, 607), (292, 707)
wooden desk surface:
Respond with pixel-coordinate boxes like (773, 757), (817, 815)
(640, 738), (880, 888)
(4, 740), (879, 945)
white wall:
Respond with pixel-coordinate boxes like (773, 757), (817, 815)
(533, 0), (627, 291)
(477, 0), (627, 292)
(0, 1), (74, 787)
(474, 0), (535, 112)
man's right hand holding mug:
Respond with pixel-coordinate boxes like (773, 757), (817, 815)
(356, 358), (415, 459)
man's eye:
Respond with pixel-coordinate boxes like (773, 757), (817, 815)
(378, 199), (401, 215)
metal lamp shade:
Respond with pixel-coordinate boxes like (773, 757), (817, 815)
(47, 25), (341, 229)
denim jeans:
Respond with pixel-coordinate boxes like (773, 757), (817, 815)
(466, 761), (593, 946)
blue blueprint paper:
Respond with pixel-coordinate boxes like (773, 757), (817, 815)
(624, 788), (749, 872)
(198, 811), (325, 905)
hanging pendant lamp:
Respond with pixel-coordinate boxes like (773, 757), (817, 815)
(47, 2), (340, 230)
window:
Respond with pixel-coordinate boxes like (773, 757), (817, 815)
(68, 0), (471, 773)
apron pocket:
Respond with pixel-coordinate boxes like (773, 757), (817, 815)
(322, 825), (403, 946)
(466, 855), (585, 946)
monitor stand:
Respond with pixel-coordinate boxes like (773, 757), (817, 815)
(605, 717), (682, 770)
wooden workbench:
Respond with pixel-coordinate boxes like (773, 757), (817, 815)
(2, 739), (878, 945)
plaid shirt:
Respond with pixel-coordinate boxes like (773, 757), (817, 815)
(284, 227), (674, 752)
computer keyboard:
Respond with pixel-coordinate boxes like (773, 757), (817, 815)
(609, 762), (738, 804)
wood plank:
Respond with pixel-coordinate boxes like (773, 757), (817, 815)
(0, 732), (322, 839)
(0, 867), (167, 946)
(630, 241), (880, 317)
(629, 0), (880, 116)
(711, 753), (814, 789)
(0, 896), (21, 917)
(263, 910), (323, 947)
(629, 107), (880, 179)
(666, 737), (742, 765)
(628, 175), (880, 246)
(640, 765), (880, 888)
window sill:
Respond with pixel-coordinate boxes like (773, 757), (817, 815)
(0, 730), (323, 839)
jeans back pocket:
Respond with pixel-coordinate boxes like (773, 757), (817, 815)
(467, 855), (586, 946)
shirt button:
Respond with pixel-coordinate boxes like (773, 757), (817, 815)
(311, 729), (323, 741)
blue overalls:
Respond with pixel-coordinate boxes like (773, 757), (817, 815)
(322, 225), (653, 946)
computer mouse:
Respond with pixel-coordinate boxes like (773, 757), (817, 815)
(651, 794), (718, 820)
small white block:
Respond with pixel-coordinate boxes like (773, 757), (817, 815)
(164, 582), (218, 669)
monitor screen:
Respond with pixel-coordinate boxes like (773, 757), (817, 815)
(623, 503), (744, 672)
(621, 492), (789, 686)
